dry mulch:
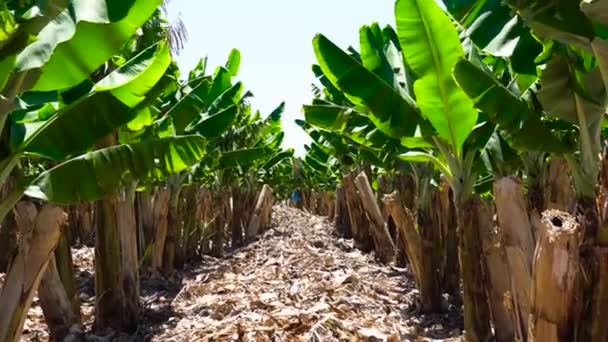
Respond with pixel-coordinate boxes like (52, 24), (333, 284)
(5, 205), (463, 341)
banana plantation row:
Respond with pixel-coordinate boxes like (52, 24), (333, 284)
(0, 1), (294, 341)
(294, 0), (608, 342)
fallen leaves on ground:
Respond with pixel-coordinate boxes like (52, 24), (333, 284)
(153, 206), (462, 341)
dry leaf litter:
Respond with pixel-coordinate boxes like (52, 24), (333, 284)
(2, 205), (462, 341)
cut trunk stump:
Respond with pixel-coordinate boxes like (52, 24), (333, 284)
(494, 177), (535, 340)
(354, 172), (395, 264)
(246, 185), (273, 242)
(0, 204), (67, 342)
(528, 210), (581, 342)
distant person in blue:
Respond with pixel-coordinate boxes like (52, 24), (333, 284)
(291, 191), (301, 204)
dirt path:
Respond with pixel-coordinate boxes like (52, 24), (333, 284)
(14, 205), (462, 341)
(151, 206), (461, 341)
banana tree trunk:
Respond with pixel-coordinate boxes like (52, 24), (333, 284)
(334, 185), (352, 238)
(0, 176), (18, 273)
(199, 187), (213, 255)
(480, 223), (515, 342)
(529, 210), (581, 341)
(184, 186), (201, 261)
(494, 177), (535, 340)
(417, 192), (445, 314)
(439, 181), (459, 296)
(94, 186), (138, 332)
(0, 211), (17, 273)
(354, 172), (395, 264)
(135, 190), (154, 260)
(458, 197), (493, 342)
(211, 192), (229, 258)
(383, 191), (422, 298)
(39, 255), (82, 342)
(54, 230), (81, 322)
(545, 156), (575, 212)
(118, 186), (139, 326)
(231, 187), (244, 247)
(592, 148), (608, 341)
(164, 192), (180, 275)
(151, 187), (170, 272)
(0, 204), (67, 342)
(246, 185), (273, 242)
(343, 174), (373, 252)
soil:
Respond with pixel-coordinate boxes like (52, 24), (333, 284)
(6, 205), (463, 341)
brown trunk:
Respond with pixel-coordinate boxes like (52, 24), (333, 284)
(54, 231), (81, 322)
(231, 187), (244, 247)
(342, 174), (373, 252)
(0, 204), (67, 342)
(0, 176), (18, 273)
(118, 187), (139, 325)
(211, 192), (229, 258)
(69, 202), (93, 246)
(576, 195), (601, 342)
(418, 191), (446, 313)
(439, 181), (459, 295)
(135, 190), (154, 260)
(184, 186), (201, 261)
(589, 248), (608, 341)
(493, 177), (534, 340)
(94, 189), (138, 332)
(383, 192), (424, 289)
(246, 185), (273, 241)
(334, 185), (352, 238)
(164, 198), (179, 275)
(39, 255), (82, 342)
(545, 156), (575, 212)
(0, 211), (17, 273)
(199, 187), (213, 255)
(458, 197), (493, 342)
(480, 223), (515, 342)
(150, 187), (170, 271)
(354, 172), (395, 264)
(529, 210), (581, 341)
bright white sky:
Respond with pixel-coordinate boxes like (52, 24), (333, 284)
(167, 0), (394, 156)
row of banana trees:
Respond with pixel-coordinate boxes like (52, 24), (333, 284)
(298, 0), (608, 341)
(0, 1), (292, 341)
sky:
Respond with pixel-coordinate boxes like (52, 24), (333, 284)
(166, 0), (394, 156)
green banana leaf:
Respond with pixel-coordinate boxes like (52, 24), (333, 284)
(303, 104), (353, 132)
(12, 92), (136, 159)
(97, 42), (171, 108)
(167, 79), (211, 133)
(208, 67), (233, 105)
(360, 24), (395, 85)
(187, 104), (239, 139)
(207, 82), (243, 115)
(396, 0), (477, 155)
(226, 48), (241, 77)
(219, 147), (268, 168)
(18, 0), (163, 91)
(452, 58), (570, 153)
(313, 34), (419, 139)
(261, 149), (294, 171)
(26, 135), (206, 203)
